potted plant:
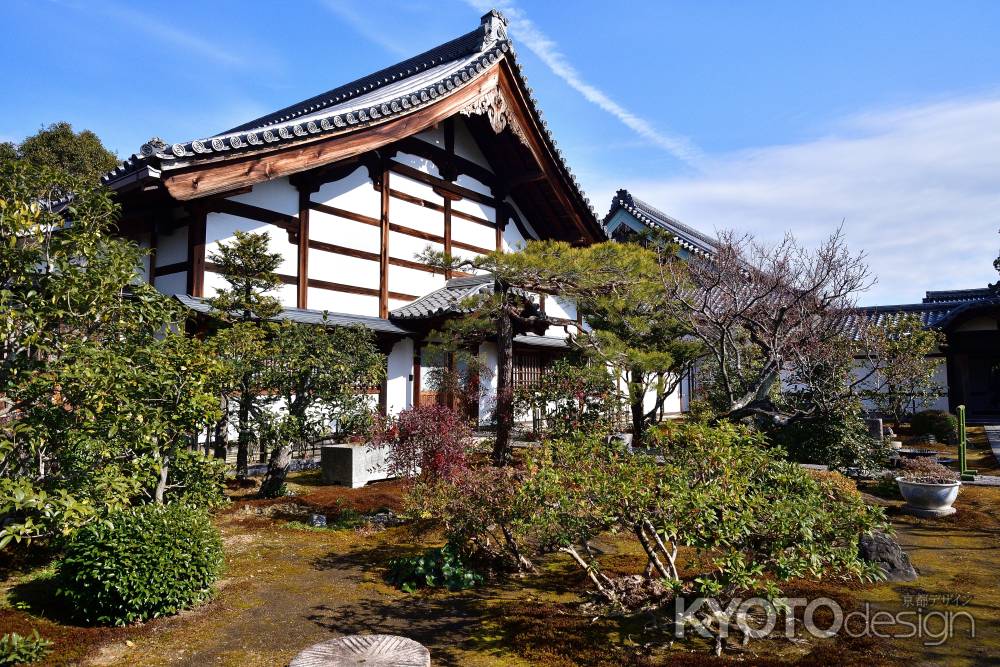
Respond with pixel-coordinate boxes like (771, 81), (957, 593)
(896, 457), (961, 517)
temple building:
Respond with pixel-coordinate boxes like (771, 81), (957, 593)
(103, 10), (604, 421)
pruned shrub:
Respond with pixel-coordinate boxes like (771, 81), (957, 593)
(370, 404), (472, 481)
(56, 503), (223, 625)
(911, 409), (959, 445)
(168, 449), (228, 508)
(0, 630), (52, 666)
(770, 407), (890, 473)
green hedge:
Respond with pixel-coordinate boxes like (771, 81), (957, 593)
(56, 503), (223, 626)
(911, 410), (959, 445)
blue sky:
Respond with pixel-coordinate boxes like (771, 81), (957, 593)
(5, 0), (1000, 304)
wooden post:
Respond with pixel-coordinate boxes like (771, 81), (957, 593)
(379, 159), (390, 318)
(186, 206), (207, 297)
(296, 187), (311, 309)
(412, 344), (422, 407)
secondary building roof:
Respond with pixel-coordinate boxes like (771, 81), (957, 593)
(848, 287), (1000, 335)
(604, 189), (717, 256)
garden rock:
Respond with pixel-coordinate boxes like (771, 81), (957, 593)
(308, 513), (327, 528)
(859, 530), (918, 582)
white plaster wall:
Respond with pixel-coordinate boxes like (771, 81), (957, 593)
(450, 245), (484, 263)
(155, 226), (187, 267)
(229, 177), (299, 217)
(309, 212), (380, 254)
(502, 217), (528, 252)
(314, 166), (380, 220)
(452, 197), (494, 222)
(478, 341), (499, 425)
(454, 117), (491, 169)
(452, 216), (495, 250)
(204, 212), (298, 297)
(155, 271), (187, 296)
(307, 288), (379, 317)
(395, 152), (441, 178)
(545, 296), (578, 337)
(389, 265), (447, 299)
(455, 173), (492, 197)
(507, 198), (540, 241)
(391, 230), (442, 264)
(308, 249), (380, 288)
(855, 357), (950, 414)
(386, 337), (414, 414)
(390, 195), (444, 237)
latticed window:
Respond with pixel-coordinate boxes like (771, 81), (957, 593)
(513, 351), (547, 388)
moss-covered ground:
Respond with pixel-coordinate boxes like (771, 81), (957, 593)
(2, 471), (998, 666)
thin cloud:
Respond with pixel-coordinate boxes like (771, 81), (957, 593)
(96, 3), (246, 68)
(320, 0), (411, 57)
(606, 94), (1000, 305)
(465, 0), (705, 170)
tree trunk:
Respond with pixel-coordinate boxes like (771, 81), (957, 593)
(629, 367), (646, 447)
(494, 299), (515, 466)
(235, 376), (252, 480)
(259, 444), (293, 498)
(154, 456), (169, 504)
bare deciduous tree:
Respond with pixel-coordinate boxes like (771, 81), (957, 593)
(662, 227), (876, 421)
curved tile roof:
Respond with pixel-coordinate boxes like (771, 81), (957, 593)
(102, 10), (599, 230)
(389, 274), (494, 320)
(604, 188), (717, 256)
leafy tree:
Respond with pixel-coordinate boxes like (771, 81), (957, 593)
(559, 235), (702, 443)
(421, 239), (693, 459)
(258, 320), (385, 497)
(0, 162), (219, 547)
(205, 230), (283, 479)
(0, 122), (118, 183)
(863, 313), (944, 426)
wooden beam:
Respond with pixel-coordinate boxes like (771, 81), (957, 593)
(203, 197), (297, 232)
(379, 161), (390, 318)
(153, 260), (189, 277)
(310, 201), (379, 227)
(163, 70), (502, 201)
(390, 161), (495, 206)
(186, 208), (206, 297)
(390, 188), (494, 228)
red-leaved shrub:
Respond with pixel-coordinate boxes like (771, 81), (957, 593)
(370, 404), (472, 481)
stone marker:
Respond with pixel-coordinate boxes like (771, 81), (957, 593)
(289, 635), (430, 667)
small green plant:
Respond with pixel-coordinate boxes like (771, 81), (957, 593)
(0, 630), (52, 666)
(168, 449), (228, 508)
(386, 543), (483, 593)
(259, 481), (288, 499)
(56, 503), (223, 625)
(911, 410), (959, 445)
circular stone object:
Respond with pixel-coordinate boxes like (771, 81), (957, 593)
(289, 635), (430, 667)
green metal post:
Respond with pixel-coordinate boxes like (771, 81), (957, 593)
(958, 405), (977, 481)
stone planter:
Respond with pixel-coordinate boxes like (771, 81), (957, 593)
(321, 444), (391, 488)
(896, 477), (960, 517)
